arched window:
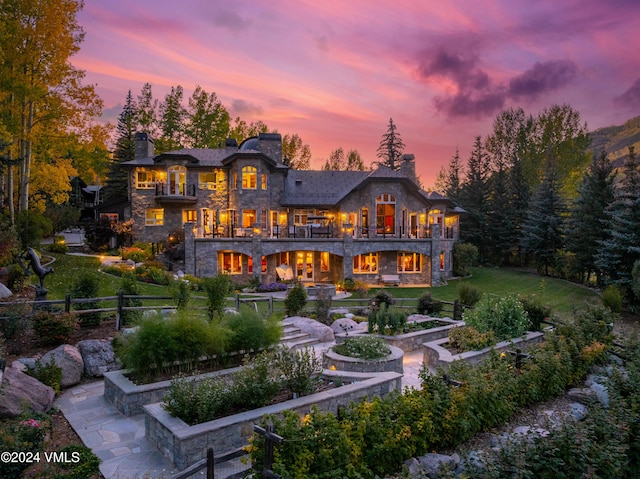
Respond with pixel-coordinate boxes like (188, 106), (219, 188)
(376, 194), (396, 235)
(242, 166), (257, 189)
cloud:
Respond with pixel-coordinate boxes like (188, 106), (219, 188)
(210, 6), (253, 31)
(508, 60), (578, 99)
(230, 99), (264, 116)
(614, 78), (640, 110)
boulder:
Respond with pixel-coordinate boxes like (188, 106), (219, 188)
(0, 366), (55, 417)
(284, 316), (334, 343)
(415, 453), (461, 478)
(0, 282), (12, 299)
(40, 344), (84, 388)
(77, 339), (122, 377)
(330, 318), (360, 334)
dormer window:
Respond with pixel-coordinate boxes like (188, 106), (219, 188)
(242, 166), (257, 189)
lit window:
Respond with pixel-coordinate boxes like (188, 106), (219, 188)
(376, 194), (396, 235)
(353, 253), (378, 274)
(321, 252), (330, 272)
(242, 166), (257, 189)
(183, 209), (197, 223)
(220, 252), (243, 274)
(397, 252), (422, 273)
(145, 208), (164, 226)
(261, 256), (267, 273)
(242, 209), (256, 228)
(440, 251), (445, 270)
(136, 169), (156, 188)
(261, 173), (267, 190)
(199, 172), (217, 190)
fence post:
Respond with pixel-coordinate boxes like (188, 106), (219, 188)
(206, 447), (214, 479)
(453, 300), (461, 321)
(65, 293), (71, 313)
(269, 295), (273, 315)
(116, 290), (124, 331)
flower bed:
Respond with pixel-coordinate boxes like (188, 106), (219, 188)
(423, 331), (545, 370)
(103, 366), (242, 417)
(143, 370), (402, 470)
(322, 345), (404, 374)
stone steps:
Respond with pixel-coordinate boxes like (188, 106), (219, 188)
(281, 324), (319, 350)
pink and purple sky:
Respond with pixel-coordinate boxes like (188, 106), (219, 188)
(73, 0), (640, 187)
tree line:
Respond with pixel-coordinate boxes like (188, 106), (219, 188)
(437, 105), (640, 304)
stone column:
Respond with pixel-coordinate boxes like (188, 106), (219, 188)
(184, 222), (196, 276)
(343, 233), (354, 281)
(431, 224), (441, 286)
(251, 236), (262, 281)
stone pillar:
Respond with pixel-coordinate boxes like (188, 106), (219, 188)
(184, 222), (196, 276)
(251, 236), (262, 281)
(431, 224), (441, 286)
(343, 233), (354, 281)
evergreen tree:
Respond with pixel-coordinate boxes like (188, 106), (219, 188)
(566, 149), (615, 284)
(486, 158), (513, 265)
(508, 152), (530, 264)
(376, 118), (405, 170)
(435, 148), (462, 202)
(102, 91), (138, 202)
(136, 82), (158, 138)
(157, 85), (186, 152)
(521, 156), (565, 276)
(595, 146), (640, 293)
(458, 137), (491, 262)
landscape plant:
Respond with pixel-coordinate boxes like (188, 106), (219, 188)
(367, 303), (407, 335)
(416, 292), (444, 315)
(602, 284), (623, 313)
(0, 412), (53, 479)
(203, 274), (234, 319)
(222, 308), (282, 353)
(448, 326), (496, 353)
(457, 282), (482, 307)
(284, 283), (307, 316)
(26, 358), (63, 394)
(333, 336), (391, 360)
(118, 271), (143, 325)
(69, 271), (102, 327)
(169, 279), (191, 310)
(31, 311), (79, 346)
(463, 294), (529, 341)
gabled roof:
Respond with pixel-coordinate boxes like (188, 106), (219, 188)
(120, 147), (271, 167)
(281, 170), (370, 206)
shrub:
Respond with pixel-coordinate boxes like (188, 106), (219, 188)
(121, 245), (152, 263)
(453, 242), (478, 277)
(118, 271), (142, 326)
(284, 283), (307, 316)
(371, 289), (394, 309)
(26, 357), (63, 394)
(257, 282), (287, 292)
(602, 284), (623, 313)
(416, 292), (444, 315)
(223, 309), (281, 353)
(7, 264), (26, 291)
(339, 277), (356, 291)
(448, 326), (496, 353)
(32, 311), (79, 346)
(169, 279), (191, 310)
(0, 304), (30, 347)
(272, 346), (322, 396)
(49, 444), (101, 479)
(517, 293), (551, 331)
(69, 271), (101, 327)
(203, 274), (234, 319)
(46, 236), (68, 254)
(0, 412), (53, 479)
(334, 336), (391, 359)
(463, 294), (529, 341)
(367, 303), (407, 335)
(457, 282), (482, 307)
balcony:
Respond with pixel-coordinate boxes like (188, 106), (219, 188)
(155, 183), (197, 204)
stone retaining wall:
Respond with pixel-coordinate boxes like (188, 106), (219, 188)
(322, 345), (404, 374)
(377, 318), (463, 352)
(423, 331), (545, 370)
(104, 366), (242, 417)
(144, 370), (403, 470)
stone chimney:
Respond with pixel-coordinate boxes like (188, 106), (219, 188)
(400, 153), (416, 181)
(134, 132), (155, 159)
(257, 133), (282, 163)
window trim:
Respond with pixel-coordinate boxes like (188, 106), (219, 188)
(145, 208), (164, 226)
(353, 252), (378, 274)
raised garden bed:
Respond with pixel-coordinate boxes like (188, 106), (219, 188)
(144, 370), (403, 470)
(104, 366), (242, 417)
(322, 345), (404, 374)
(423, 331), (545, 370)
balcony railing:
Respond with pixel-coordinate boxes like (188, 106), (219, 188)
(155, 182), (197, 197)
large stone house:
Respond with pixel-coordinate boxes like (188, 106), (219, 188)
(121, 132), (462, 286)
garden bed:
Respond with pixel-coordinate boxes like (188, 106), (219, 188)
(322, 345), (404, 373)
(143, 369), (403, 470)
(423, 331), (545, 370)
(103, 366), (242, 417)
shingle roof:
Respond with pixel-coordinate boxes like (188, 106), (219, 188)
(121, 147), (261, 167)
(281, 170), (370, 206)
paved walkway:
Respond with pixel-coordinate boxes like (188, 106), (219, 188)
(55, 344), (427, 479)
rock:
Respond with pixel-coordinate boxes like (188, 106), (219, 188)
(77, 339), (122, 377)
(330, 307), (350, 315)
(589, 382), (610, 407)
(122, 326), (139, 337)
(330, 318), (359, 334)
(0, 282), (12, 299)
(284, 316), (334, 342)
(13, 358), (37, 371)
(40, 344), (84, 388)
(567, 387), (594, 404)
(570, 402), (588, 421)
(0, 366), (55, 418)
(416, 452), (460, 478)
(511, 425), (549, 439)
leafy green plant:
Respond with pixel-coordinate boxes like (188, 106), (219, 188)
(334, 336), (391, 359)
(457, 282), (482, 307)
(222, 309), (281, 353)
(50, 444), (101, 479)
(284, 283), (307, 316)
(602, 284), (623, 313)
(453, 241), (478, 277)
(32, 311), (79, 346)
(272, 346), (322, 395)
(367, 303), (407, 335)
(118, 271), (142, 326)
(7, 264), (26, 291)
(416, 292), (444, 315)
(203, 274), (234, 319)
(26, 357), (63, 394)
(0, 304), (30, 352)
(517, 293), (551, 330)
(463, 294), (529, 341)
(69, 271), (101, 327)
(448, 326), (496, 353)
(371, 289), (394, 309)
(169, 279), (191, 310)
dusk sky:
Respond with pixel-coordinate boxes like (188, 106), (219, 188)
(73, 0), (640, 187)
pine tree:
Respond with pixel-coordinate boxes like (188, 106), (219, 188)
(458, 137), (491, 262)
(566, 149), (615, 284)
(435, 148), (462, 202)
(595, 146), (640, 292)
(157, 85), (186, 152)
(376, 118), (405, 170)
(521, 156), (565, 276)
(486, 159), (513, 265)
(102, 91), (138, 202)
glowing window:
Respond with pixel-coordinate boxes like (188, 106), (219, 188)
(145, 208), (164, 226)
(242, 166), (257, 189)
(397, 252), (422, 273)
(353, 253), (378, 274)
